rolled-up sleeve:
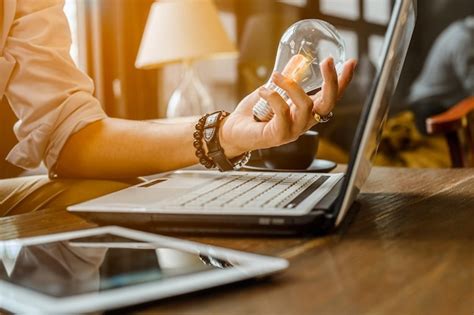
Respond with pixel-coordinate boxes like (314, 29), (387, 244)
(3, 0), (107, 172)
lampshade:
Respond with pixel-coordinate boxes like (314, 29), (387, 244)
(136, 0), (238, 69)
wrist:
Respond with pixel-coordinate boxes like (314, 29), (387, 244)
(195, 111), (251, 172)
(219, 116), (248, 158)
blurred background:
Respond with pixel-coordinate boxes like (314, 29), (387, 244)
(1, 0), (473, 178)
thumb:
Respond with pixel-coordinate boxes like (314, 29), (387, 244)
(236, 89), (261, 114)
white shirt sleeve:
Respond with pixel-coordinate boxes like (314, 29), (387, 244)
(3, 0), (107, 173)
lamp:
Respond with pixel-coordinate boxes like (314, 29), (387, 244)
(136, 0), (238, 117)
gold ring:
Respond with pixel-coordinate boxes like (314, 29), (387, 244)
(313, 112), (321, 123)
(313, 111), (334, 123)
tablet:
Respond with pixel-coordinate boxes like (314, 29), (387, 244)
(0, 226), (288, 314)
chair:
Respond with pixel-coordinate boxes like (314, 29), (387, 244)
(426, 97), (474, 167)
(0, 97), (48, 178)
(0, 97), (23, 178)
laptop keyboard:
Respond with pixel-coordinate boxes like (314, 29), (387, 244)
(168, 173), (330, 209)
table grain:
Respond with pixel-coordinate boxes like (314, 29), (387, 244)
(1, 167), (473, 315)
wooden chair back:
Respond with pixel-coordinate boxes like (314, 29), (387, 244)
(426, 97), (474, 167)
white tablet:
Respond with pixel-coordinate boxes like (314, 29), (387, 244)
(0, 226), (288, 314)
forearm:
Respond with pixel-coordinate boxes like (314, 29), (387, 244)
(54, 58), (356, 179)
(55, 118), (200, 178)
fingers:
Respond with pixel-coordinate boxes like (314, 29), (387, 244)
(258, 87), (292, 142)
(272, 72), (315, 132)
(272, 72), (313, 112)
(312, 57), (357, 117)
(337, 59), (357, 100)
(317, 57), (339, 116)
(259, 87), (290, 117)
(255, 57), (358, 147)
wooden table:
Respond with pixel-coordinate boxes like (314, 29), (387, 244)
(1, 167), (473, 314)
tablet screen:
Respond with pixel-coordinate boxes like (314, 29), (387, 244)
(0, 234), (234, 298)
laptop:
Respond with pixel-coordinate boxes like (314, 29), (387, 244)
(69, 0), (417, 235)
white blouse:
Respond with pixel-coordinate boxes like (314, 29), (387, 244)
(0, 0), (107, 172)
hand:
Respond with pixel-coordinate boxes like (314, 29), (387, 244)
(220, 57), (357, 157)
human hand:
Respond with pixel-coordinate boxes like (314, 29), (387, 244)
(220, 57), (357, 157)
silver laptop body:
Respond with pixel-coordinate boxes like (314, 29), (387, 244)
(69, 0), (416, 235)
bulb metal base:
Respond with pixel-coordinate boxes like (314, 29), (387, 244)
(252, 98), (275, 122)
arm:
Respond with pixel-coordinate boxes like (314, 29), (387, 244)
(4, 0), (107, 171)
(6, 0), (356, 179)
(56, 58), (356, 179)
(56, 118), (204, 178)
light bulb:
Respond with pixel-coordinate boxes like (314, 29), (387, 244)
(252, 19), (346, 122)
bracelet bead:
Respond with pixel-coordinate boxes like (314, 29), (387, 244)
(196, 150), (204, 158)
(193, 113), (215, 169)
(193, 131), (202, 139)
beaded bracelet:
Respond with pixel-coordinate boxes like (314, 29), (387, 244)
(193, 114), (215, 169)
(193, 111), (251, 171)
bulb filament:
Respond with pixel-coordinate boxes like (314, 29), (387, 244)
(281, 54), (312, 83)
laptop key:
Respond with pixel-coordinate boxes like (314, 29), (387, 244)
(163, 173), (327, 210)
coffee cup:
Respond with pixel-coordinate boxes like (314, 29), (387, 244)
(256, 131), (319, 170)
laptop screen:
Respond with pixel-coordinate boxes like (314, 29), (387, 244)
(334, 0), (417, 226)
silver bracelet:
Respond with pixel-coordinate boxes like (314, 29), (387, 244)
(231, 151), (252, 170)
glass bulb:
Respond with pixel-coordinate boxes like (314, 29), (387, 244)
(253, 19), (346, 122)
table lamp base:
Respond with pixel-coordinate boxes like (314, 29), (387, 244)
(167, 62), (215, 117)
